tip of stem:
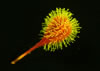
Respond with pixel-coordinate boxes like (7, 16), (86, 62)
(11, 61), (15, 64)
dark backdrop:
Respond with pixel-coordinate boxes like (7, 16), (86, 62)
(6, 0), (98, 70)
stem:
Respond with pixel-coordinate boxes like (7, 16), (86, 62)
(11, 38), (49, 64)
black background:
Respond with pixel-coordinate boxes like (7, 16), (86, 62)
(5, 0), (98, 70)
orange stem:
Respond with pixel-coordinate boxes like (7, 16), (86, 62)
(11, 38), (49, 64)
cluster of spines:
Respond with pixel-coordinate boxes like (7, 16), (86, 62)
(39, 8), (81, 52)
(40, 8), (73, 35)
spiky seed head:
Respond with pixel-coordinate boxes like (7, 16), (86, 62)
(40, 8), (81, 52)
